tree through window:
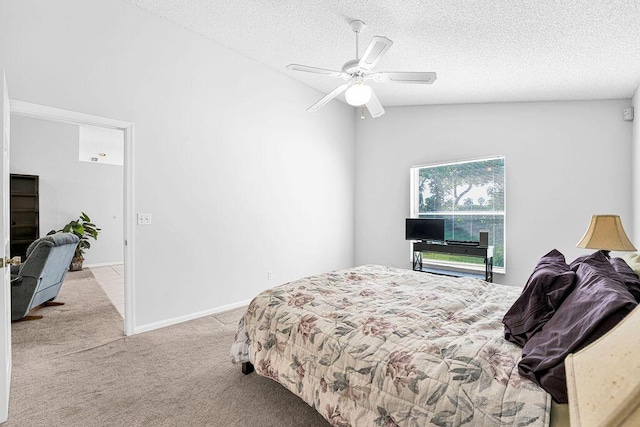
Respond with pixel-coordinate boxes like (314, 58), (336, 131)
(410, 156), (505, 268)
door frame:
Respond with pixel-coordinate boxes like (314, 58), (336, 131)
(9, 100), (136, 336)
(1, 71), (11, 424)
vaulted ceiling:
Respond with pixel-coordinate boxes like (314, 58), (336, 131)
(127, 0), (640, 107)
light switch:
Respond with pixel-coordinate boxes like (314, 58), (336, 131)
(137, 213), (152, 226)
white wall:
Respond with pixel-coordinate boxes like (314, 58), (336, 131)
(0, 0), (355, 329)
(10, 116), (124, 266)
(355, 100), (634, 286)
(632, 87), (640, 244)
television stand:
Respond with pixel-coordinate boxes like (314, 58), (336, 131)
(412, 241), (494, 282)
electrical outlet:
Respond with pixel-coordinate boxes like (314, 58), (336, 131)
(267, 271), (273, 280)
(137, 213), (152, 226)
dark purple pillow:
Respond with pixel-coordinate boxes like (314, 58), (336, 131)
(568, 254), (590, 271)
(609, 257), (640, 302)
(518, 251), (638, 403)
(503, 249), (575, 347)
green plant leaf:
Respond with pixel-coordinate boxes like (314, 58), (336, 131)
(57, 212), (101, 258)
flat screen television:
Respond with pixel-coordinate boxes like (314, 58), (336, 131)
(405, 218), (445, 242)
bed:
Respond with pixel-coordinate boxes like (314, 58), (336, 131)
(231, 265), (552, 426)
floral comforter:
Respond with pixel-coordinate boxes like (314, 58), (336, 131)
(231, 265), (551, 427)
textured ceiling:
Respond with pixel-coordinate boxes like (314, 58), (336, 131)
(126, 0), (640, 107)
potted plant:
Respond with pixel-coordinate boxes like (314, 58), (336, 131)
(49, 212), (101, 271)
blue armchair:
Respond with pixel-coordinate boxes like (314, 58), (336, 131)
(11, 233), (79, 321)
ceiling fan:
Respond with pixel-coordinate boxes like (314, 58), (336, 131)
(287, 20), (437, 119)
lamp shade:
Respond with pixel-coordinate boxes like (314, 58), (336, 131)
(345, 82), (372, 106)
(566, 304), (640, 426)
(575, 215), (636, 252)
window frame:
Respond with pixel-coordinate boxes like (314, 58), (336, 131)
(409, 155), (506, 273)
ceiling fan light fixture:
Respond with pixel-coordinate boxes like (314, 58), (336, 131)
(345, 82), (372, 106)
(288, 20), (435, 118)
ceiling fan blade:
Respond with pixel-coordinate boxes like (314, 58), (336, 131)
(287, 64), (348, 79)
(373, 71), (437, 84)
(307, 83), (351, 112)
(358, 36), (393, 71)
(365, 90), (385, 118)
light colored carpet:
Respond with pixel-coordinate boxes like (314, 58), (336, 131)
(6, 270), (329, 426)
(11, 269), (124, 370)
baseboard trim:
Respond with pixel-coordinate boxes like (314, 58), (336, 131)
(85, 261), (124, 269)
(133, 299), (252, 335)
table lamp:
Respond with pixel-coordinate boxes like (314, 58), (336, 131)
(575, 214), (636, 257)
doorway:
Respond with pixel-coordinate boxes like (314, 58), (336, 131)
(11, 116), (125, 317)
(9, 100), (135, 335)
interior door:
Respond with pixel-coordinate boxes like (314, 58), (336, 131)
(0, 70), (12, 423)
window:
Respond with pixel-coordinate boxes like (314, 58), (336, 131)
(410, 156), (505, 269)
